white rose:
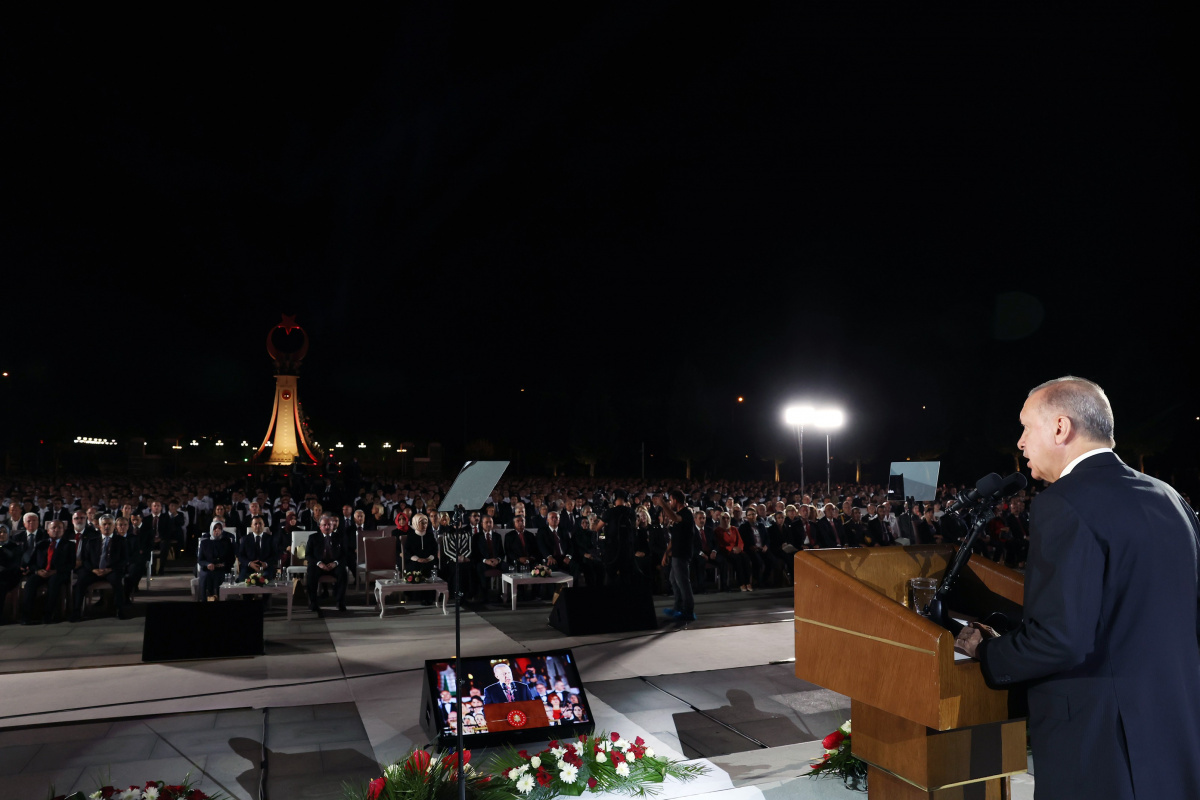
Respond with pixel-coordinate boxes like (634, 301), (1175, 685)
(644, 747), (655, 758)
(840, 719), (852, 735)
(595, 751), (607, 763)
(559, 763), (579, 784)
(516, 773), (536, 794)
(530, 755), (542, 768)
(615, 761), (631, 777)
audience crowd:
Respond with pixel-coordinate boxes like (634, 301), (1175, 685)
(0, 469), (1083, 625)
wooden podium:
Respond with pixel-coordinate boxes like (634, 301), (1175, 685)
(794, 545), (1027, 799)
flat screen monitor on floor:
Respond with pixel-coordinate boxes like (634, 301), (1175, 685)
(420, 649), (595, 747)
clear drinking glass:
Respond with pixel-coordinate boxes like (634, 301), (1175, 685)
(908, 578), (937, 616)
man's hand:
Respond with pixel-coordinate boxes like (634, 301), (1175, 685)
(36, 568), (49, 578)
(955, 626), (984, 658)
(206, 563), (216, 571)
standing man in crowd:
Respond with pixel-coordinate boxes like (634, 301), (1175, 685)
(596, 489), (636, 586)
(956, 376), (1200, 799)
(657, 490), (695, 622)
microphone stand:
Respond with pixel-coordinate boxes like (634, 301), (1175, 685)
(925, 505), (993, 636)
(442, 505), (471, 800)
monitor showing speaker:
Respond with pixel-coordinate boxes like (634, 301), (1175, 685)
(548, 585), (657, 636)
(141, 602), (264, 662)
(420, 649), (595, 747)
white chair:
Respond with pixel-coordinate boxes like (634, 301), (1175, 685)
(287, 530), (314, 580)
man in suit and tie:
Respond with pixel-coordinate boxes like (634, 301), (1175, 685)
(238, 515), (278, 580)
(14, 512), (46, 565)
(536, 512), (573, 576)
(482, 662), (534, 704)
(306, 514), (349, 614)
(72, 514), (129, 621)
(504, 514), (539, 570)
(471, 514), (505, 603)
(814, 504), (845, 548)
(19, 519), (75, 624)
(956, 376), (1200, 800)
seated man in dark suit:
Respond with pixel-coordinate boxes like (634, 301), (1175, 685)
(306, 514), (349, 613)
(238, 515), (278, 581)
(482, 662), (534, 704)
(72, 515), (129, 621)
(471, 515), (506, 603)
(814, 504), (846, 548)
(18, 520), (76, 624)
(198, 521), (236, 600)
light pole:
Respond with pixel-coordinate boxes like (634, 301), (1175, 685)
(815, 409), (845, 491)
(783, 406), (815, 489)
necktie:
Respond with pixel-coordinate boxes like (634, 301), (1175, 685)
(256, 535), (262, 555)
(505, 684), (514, 702)
(551, 530), (562, 557)
(46, 540), (55, 570)
(324, 535), (333, 561)
(100, 537), (110, 569)
(487, 534), (494, 556)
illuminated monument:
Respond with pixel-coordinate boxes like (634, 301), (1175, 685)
(255, 315), (320, 465)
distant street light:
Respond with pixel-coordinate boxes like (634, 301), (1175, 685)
(783, 406), (815, 488)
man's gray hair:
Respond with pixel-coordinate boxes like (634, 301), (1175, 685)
(1028, 376), (1115, 447)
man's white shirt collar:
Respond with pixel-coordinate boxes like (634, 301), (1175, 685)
(1060, 447), (1113, 478)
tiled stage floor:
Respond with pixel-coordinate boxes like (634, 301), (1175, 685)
(0, 579), (1035, 800)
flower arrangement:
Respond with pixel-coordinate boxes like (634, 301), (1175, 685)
(805, 720), (866, 790)
(245, 573), (268, 587)
(529, 564), (551, 578)
(346, 747), (511, 800)
(404, 571), (426, 584)
(52, 775), (227, 800)
(492, 731), (707, 797)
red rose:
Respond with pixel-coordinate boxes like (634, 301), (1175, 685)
(441, 749), (471, 771)
(634, 736), (645, 746)
(367, 776), (387, 800)
(480, 777), (491, 783)
(100, 788), (116, 799)
(519, 750), (530, 759)
(579, 734), (588, 742)
(548, 740), (559, 748)
(822, 731), (844, 750)
(186, 790), (207, 800)
(587, 778), (598, 789)
(610, 732), (620, 742)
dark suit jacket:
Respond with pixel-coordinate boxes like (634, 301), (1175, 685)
(24, 537), (76, 575)
(504, 528), (540, 563)
(77, 534), (128, 575)
(537, 527), (570, 562)
(482, 680), (534, 704)
(814, 518), (844, 548)
(198, 534), (236, 572)
(305, 531), (348, 568)
(472, 531), (505, 564)
(237, 532), (278, 570)
(978, 452), (1200, 799)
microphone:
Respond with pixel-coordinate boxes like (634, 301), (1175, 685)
(995, 472), (1028, 500)
(944, 473), (1003, 515)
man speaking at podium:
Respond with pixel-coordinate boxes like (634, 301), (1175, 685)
(483, 662), (534, 704)
(956, 376), (1200, 799)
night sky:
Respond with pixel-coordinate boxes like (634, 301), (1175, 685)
(3, 6), (1198, 488)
